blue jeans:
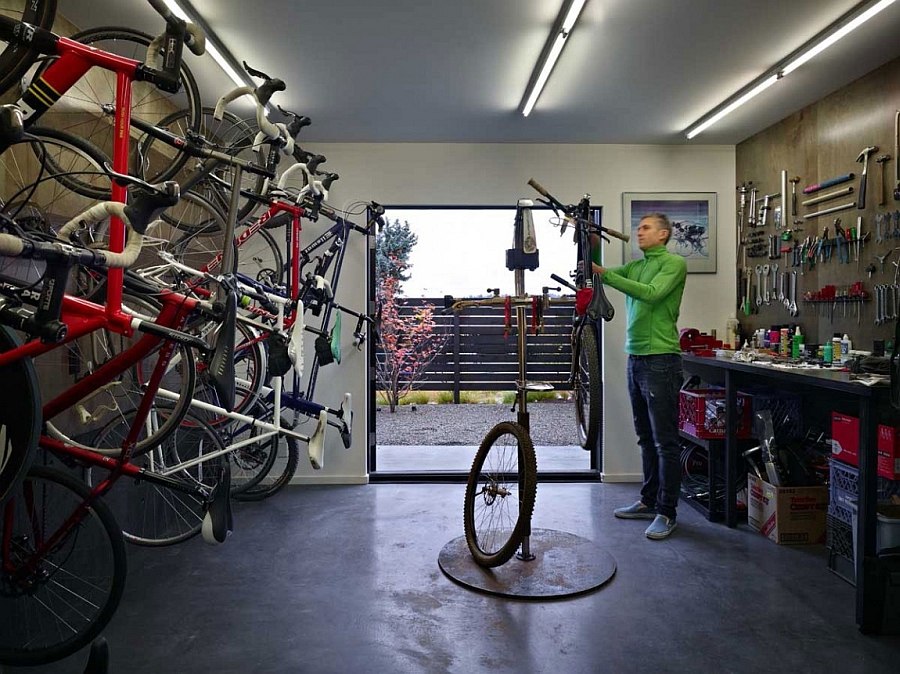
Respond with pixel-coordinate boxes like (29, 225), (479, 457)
(627, 354), (683, 519)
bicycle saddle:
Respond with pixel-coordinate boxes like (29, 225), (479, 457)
(586, 273), (615, 322)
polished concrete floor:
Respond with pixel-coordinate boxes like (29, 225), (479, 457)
(7, 481), (900, 674)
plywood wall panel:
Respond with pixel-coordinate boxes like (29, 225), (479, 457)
(737, 56), (900, 353)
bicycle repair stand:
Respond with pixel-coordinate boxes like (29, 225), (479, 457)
(439, 200), (616, 599)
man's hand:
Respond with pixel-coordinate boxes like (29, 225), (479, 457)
(592, 262), (605, 275)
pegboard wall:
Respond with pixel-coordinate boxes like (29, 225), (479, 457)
(735, 55), (900, 353)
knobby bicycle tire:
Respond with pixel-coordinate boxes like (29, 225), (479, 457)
(463, 421), (537, 568)
(574, 321), (602, 451)
(0, 465), (126, 667)
(0, 0), (56, 97)
(29, 26), (201, 193)
(0, 326), (40, 507)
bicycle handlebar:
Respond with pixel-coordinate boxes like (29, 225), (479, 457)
(0, 202), (145, 270)
(526, 178), (630, 242)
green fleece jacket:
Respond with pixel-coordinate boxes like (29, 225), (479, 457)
(599, 245), (686, 355)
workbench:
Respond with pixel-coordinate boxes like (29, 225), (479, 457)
(681, 353), (895, 633)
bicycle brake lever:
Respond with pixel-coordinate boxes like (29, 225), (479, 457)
(243, 61), (272, 81)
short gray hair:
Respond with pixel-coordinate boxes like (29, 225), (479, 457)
(640, 212), (672, 244)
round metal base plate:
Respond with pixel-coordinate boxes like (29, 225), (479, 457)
(438, 528), (616, 599)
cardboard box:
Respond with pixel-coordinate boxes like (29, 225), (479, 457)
(831, 412), (859, 467)
(747, 475), (829, 545)
(877, 425), (900, 481)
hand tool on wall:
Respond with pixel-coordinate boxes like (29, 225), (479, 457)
(856, 216), (863, 268)
(804, 201), (856, 220)
(789, 176), (800, 217)
(866, 262), (877, 279)
(876, 154), (891, 207)
(755, 265), (763, 307)
(876, 248), (894, 273)
(748, 186), (758, 226)
(780, 170), (789, 230)
(762, 264), (770, 305)
(801, 185), (854, 208)
(790, 271), (799, 316)
(893, 210), (900, 238)
(894, 111), (899, 201)
(857, 146), (878, 209)
(876, 212), (886, 243)
(770, 264), (778, 301)
(743, 269), (753, 315)
(802, 173), (854, 195)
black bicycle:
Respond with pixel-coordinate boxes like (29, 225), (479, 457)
(527, 179), (629, 452)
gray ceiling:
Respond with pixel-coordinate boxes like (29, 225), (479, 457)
(58, 0), (900, 145)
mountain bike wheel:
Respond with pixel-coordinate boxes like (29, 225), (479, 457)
(29, 26), (201, 193)
(463, 421), (537, 568)
(574, 321), (601, 451)
(87, 407), (227, 546)
(138, 106), (267, 225)
(0, 465), (126, 667)
(41, 294), (198, 457)
(0, 0), (56, 97)
(0, 326), (40, 507)
(0, 127), (110, 236)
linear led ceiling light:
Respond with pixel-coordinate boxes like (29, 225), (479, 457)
(519, 0), (588, 117)
(162, 0), (253, 88)
(684, 0), (896, 139)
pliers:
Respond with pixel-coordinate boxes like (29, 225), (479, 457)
(835, 222), (850, 264)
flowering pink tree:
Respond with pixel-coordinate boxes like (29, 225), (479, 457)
(375, 272), (448, 412)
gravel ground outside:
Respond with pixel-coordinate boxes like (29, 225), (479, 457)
(375, 401), (581, 446)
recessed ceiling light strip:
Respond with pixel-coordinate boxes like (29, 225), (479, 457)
(684, 0), (896, 139)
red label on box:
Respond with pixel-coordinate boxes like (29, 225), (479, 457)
(877, 425), (900, 480)
(831, 412), (859, 467)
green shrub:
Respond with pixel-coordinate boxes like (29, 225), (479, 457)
(400, 391), (431, 405)
(436, 391), (455, 404)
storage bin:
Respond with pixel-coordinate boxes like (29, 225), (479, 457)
(678, 388), (751, 439)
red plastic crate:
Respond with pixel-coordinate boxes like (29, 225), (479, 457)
(679, 389), (752, 439)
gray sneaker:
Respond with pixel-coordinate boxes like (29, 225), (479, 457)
(645, 514), (677, 540)
(614, 500), (657, 520)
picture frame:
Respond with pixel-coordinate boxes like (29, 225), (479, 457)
(622, 192), (717, 273)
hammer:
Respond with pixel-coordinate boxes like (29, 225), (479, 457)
(857, 145), (877, 209)
(876, 154), (891, 206)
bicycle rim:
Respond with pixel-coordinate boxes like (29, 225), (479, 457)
(0, 326), (40, 507)
(0, 465), (126, 666)
(234, 433), (299, 501)
(30, 26), (201, 192)
(0, 0), (56, 97)
(41, 294), (198, 456)
(574, 321), (601, 451)
(463, 421), (537, 568)
(88, 407), (226, 546)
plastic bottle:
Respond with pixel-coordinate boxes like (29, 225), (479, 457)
(780, 328), (790, 356)
(791, 326), (803, 359)
(841, 333), (851, 362)
(726, 315), (740, 351)
(832, 334), (842, 361)
(823, 340), (833, 365)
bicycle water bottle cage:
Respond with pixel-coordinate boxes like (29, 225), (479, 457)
(0, 105), (24, 152)
(207, 288), (237, 412)
(586, 273), (615, 322)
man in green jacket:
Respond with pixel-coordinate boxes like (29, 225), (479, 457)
(592, 213), (687, 539)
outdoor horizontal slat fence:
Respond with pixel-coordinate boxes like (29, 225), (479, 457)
(378, 296), (577, 402)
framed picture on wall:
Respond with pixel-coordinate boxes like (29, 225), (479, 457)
(622, 192), (717, 273)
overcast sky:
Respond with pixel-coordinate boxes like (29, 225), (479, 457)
(384, 207), (603, 299)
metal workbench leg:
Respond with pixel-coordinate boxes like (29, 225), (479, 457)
(856, 396), (879, 632)
(725, 370), (737, 527)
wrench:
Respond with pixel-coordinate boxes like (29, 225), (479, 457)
(789, 271), (798, 316)
(783, 272), (791, 309)
(762, 264), (770, 304)
(755, 265), (763, 307)
(876, 213), (884, 244)
(771, 263), (779, 301)
(875, 284), (885, 325)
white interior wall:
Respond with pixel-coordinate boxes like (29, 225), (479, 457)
(297, 142), (736, 483)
